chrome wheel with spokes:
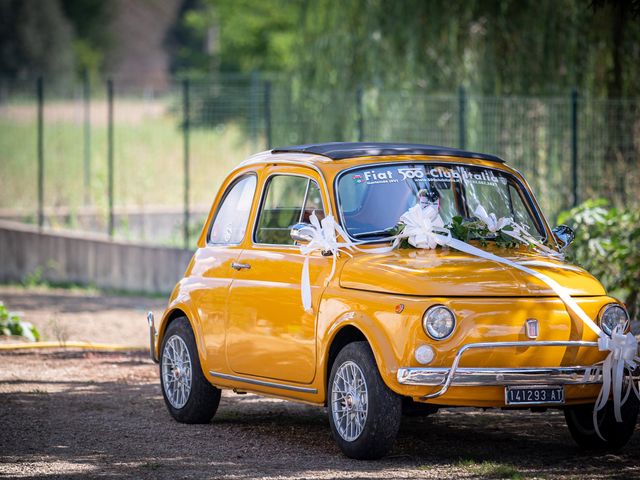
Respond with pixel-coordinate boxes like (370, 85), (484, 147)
(332, 361), (369, 441)
(162, 335), (193, 409)
(159, 318), (221, 424)
(327, 342), (401, 459)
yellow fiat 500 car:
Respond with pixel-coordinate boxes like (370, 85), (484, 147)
(149, 142), (638, 459)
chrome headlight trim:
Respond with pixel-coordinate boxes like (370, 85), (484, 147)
(598, 303), (629, 336)
(423, 305), (456, 340)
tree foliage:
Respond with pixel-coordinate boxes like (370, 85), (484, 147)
(295, 0), (640, 97)
(558, 200), (640, 321)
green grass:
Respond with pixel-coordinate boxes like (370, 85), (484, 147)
(0, 97), (258, 212)
(458, 459), (524, 479)
(421, 459), (526, 479)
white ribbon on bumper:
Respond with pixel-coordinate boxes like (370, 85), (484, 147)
(401, 204), (639, 437)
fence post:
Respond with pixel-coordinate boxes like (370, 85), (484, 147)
(37, 76), (44, 230)
(571, 88), (578, 207)
(458, 86), (467, 150)
(83, 69), (91, 206)
(250, 71), (259, 150)
(107, 78), (114, 238)
(183, 78), (191, 249)
(264, 80), (272, 149)
(356, 86), (364, 142)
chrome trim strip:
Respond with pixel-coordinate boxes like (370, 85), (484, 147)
(252, 172), (329, 247)
(209, 371), (318, 394)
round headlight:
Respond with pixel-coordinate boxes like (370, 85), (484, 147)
(599, 304), (629, 336)
(423, 305), (456, 340)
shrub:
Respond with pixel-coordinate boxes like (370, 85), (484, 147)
(0, 302), (40, 342)
(557, 199), (640, 321)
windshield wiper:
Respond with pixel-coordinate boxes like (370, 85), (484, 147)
(352, 227), (396, 239)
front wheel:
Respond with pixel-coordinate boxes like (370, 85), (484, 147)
(160, 317), (221, 424)
(327, 342), (402, 459)
(564, 394), (639, 450)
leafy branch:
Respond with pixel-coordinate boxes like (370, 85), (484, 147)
(0, 302), (40, 342)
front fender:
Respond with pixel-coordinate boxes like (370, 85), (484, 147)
(318, 291), (418, 398)
(155, 285), (206, 364)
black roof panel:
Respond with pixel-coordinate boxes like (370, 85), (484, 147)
(271, 142), (504, 163)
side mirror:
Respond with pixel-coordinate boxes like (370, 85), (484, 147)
(552, 224), (575, 250)
(290, 223), (314, 245)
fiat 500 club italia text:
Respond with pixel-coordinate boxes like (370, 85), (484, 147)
(148, 142), (639, 459)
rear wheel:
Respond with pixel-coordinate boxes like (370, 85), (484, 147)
(327, 342), (401, 459)
(564, 395), (639, 450)
(160, 317), (221, 424)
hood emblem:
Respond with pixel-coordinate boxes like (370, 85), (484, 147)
(525, 319), (539, 339)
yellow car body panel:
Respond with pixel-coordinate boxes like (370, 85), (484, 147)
(156, 150), (618, 409)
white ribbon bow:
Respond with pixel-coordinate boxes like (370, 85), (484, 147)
(473, 205), (512, 233)
(298, 212), (393, 313)
(473, 205), (561, 258)
(298, 214), (354, 313)
(595, 326), (640, 428)
(396, 204), (451, 249)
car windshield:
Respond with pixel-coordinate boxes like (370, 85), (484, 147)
(336, 163), (545, 240)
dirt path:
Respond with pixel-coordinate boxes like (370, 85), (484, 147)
(0, 288), (639, 478)
(0, 351), (639, 479)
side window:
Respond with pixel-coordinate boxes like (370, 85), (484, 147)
(255, 175), (325, 245)
(209, 175), (257, 245)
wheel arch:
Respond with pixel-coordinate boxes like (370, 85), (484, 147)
(157, 304), (206, 363)
(322, 315), (400, 405)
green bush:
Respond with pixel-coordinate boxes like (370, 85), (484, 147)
(0, 302), (40, 342)
(557, 200), (640, 321)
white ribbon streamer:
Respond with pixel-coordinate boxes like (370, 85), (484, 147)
(297, 204), (639, 438)
(403, 204), (639, 438)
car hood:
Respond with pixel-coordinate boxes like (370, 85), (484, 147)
(339, 247), (606, 297)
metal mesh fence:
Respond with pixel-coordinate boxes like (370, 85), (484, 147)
(1, 74), (638, 248)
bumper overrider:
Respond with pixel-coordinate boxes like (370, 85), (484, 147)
(396, 340), (640, 400)
(147, 311), (159, 363)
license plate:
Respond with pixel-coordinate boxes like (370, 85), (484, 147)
(505, 386), (564, 405)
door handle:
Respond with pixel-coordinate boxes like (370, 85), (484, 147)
(231, 262), (251, 271)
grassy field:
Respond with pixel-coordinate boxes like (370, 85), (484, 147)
(0, 97), (258, 215)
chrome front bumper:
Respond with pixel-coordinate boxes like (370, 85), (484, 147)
(396, 340), (609, 400)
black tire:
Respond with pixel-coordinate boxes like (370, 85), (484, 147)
(327, 341), (402, 460)
(564, 394), (639, 451)
(160, 317), (221, 424)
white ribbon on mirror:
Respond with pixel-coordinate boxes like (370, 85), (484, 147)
(298, 213), (393, 313)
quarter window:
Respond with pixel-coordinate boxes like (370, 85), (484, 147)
(209, 175), (257, 245)
(255, 175), (325, 245)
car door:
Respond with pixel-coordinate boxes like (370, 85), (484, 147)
(188, 172), (258, 371)
(225, 166), (332, 384)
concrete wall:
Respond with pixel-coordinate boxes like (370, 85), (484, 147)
(0, 205), (210, 245)
(0, 220), (193, 295)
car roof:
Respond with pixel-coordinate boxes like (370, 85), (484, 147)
(270, 142), (505, 163)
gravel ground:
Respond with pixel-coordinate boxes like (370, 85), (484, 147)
(0, 287), (639, 479)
